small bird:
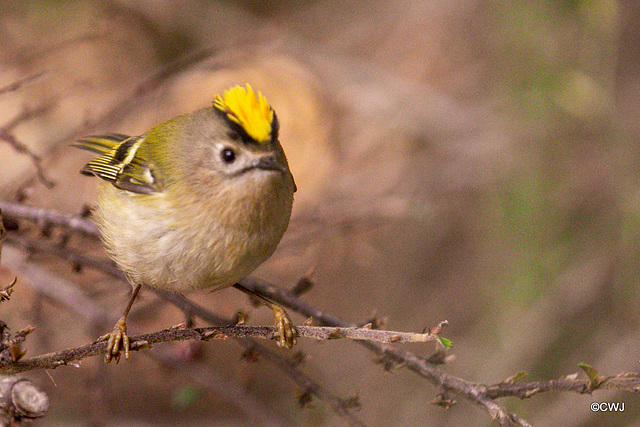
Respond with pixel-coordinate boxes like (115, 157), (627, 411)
(74, 85), (297, 362)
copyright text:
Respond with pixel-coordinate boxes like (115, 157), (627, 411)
(591, 402), (625, 412)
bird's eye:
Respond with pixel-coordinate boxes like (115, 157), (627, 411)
(221, 148), (236, 163)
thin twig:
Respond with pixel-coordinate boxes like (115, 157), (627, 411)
(485, 374), (640, 399)
(0, 107), (55, 188)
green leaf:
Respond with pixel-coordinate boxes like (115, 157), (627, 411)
(437, 336), (452, 349)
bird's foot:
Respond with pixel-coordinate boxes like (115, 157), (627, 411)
(272, 305), (297, 349)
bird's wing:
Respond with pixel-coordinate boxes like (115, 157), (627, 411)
(73, 134), (162, 195)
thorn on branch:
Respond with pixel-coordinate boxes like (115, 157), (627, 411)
(131, 340), (152, 353)
(169, 323), (188, 330)
(521, 387), (541, 399)
(0, 276), (16, 304)
(0, 325), (35, 366)
(431, 393), (456, 409)
(327, 328), (343, 339)
(503, 372), (527, 385)
(361, 312), (387, 330)
(201, 331), (227, 341)
(233, 311), (247, 325)
(389, 334), (402, 343)
(427, 320), (449, 335)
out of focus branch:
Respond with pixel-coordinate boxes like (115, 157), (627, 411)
(0, 72), (47, 96)
(0, 209), (5, 263)
(0, 209), (17, 301)
(0, 201), (98, 236)
(0, 106), (55, 188)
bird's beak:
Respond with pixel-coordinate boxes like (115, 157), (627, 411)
(254, 156), (287, 173)
(242, 156), (295, 191)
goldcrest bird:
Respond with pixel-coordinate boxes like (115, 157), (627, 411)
(74, 85), (297, 362)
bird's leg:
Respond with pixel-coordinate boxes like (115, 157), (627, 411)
(103, 283), (142, 363)
(233, 283), (297, 349)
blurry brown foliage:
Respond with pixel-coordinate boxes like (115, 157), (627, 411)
(1, 0), (640, 425)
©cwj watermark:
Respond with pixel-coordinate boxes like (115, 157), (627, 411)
(591, 402), (625, 412)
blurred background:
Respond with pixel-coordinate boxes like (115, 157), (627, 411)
(1, 0), (639, 425)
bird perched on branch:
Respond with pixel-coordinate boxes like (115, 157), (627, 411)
(74, 85), (297, 362)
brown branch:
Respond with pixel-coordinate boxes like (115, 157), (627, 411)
(235, 280), (636, 427)
(1, 241), (283, 425)
(0, 128), (53, 188)
(2, 249), (351, 427)
(297, 325), (440, 344)
(0, 324), (438, 375)
(2, 106), (52, 133)
(5, 202), (640, 426)
(484, 373), (640, 399)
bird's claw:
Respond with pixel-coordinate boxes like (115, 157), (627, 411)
(272, 306), (297, 349)
(104, 316), (130, 363)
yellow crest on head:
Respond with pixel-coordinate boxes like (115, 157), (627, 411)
(213, 84), (274, 143)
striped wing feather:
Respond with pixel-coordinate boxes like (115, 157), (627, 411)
(74, 134), (161, 195)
